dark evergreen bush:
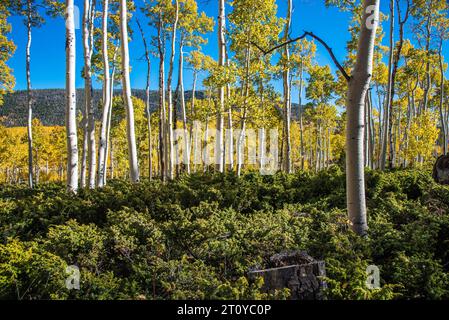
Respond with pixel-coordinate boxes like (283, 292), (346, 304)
(0, 168), (448, 299)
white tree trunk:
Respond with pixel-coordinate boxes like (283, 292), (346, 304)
(119, 0), (140, 183)
(216, 0), (226, 172)
(65, 0), (79, 193)
(346, 0), (379, 236)
(282, 0), (292, 173)
(259, 127), (265, 170)
(26, 1), (33, 188)
(110, 138), (114, 179)
(137, 19), (153, 178)
(104, 54), (116, 184)
(97, 0), (110, 188)
(157, 12), (166, 181)
(80, 114), (88, 187)
(146, 72), (152, 178)
(237, 46), (250, 176)
(422, 15), (433, 113)
(178, 40), (190, 173)
(83, 0), (96, 188)
(204, 113), (209, 173)
(226, 57), (233, 171)
(298, 63), (305, 170)
(438, 41), (447, 154)
(166, 0), (179, 180)
(190, 71), (197, 172)
(380, 0), (394, 170)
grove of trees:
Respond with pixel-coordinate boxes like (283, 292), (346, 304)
(2, 0), (449, 301)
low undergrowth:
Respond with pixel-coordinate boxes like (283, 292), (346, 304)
(1, 167), (449, 300)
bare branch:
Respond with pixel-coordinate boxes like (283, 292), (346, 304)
(251, 32), (307, 55)
(251, 31), (351, 82)
(136, 17), (150, 63)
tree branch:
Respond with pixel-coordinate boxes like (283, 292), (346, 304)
(251, 31), (351, 82)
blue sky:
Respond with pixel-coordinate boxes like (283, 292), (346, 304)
(6, 0), (449, 105)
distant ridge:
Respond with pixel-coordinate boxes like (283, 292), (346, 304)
(0, 89), (201, 127)
(0, 89), (303, 127)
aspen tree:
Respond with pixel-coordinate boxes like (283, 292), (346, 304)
(97, 0), (110, 187)
(119, 0), (140, 183)
(83, 0), (97, 188)
(66, 0), (79, 193)
(346, 0), (379, 235)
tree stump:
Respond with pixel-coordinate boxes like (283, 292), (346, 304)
(433, 154), (449, 184)
(248, 251), (326, 300)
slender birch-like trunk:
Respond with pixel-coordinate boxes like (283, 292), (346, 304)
(26, 0), (33, 188)
(190, 70), (197, 172)
(119, 0), (139, 183)
(81, 111), (88, 187)
(259, 80), (265, 171)
(396, 101), (401, 164)
(316, 120), (322, 171)
(227, 91), (233, 171)
(136, 19), (153, 179)
(110, 138), (114, 179)
(226, 52), (233, 171)
(104, 45), (118, 186)
(422, 14), (432, 113)
(83, 0), (96, 188)
(387, 0), (396, 168)
(346, 0), (379, 236)
(166, 0), (179, 180)
(35, 151), (40, 184)
(380, 0), (394, 170)
(66, 0), (79, 193)
(237, 45), (250, 176)
(368, 90), (375, 169)
(146, 56), (153, 180)
(178, 39), (190, 173)
(191, 72), (197, 114)
(327, 127), (331, 167)
(282, 0), (292, 173)
(157, 11), (166, 181)
(97, 0), (110, 187)
(216, 0), (226, 172)
(438, 40), (447, 154)
(375, 83), (383, 167)
(88, 0), (96, 186)
(388, 0), (409, 168)
(174, 70), (180, 176)
(204, 95), (211, 172)
(403, 76), (412, 166)
(298, 63), (305, 171)
(237, 105), (247, 176)
(204, 117), (209, 172)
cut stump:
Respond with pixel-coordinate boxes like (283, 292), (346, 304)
(248, 251), (326, 300)
(433, 154), (449, 184)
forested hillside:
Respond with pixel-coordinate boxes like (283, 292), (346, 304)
(0, 89), (176, 126)
(0, 90), (302, 126)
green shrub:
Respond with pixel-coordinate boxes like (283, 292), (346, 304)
(0, 239), (68, 299)
(0, 168), (448, 300)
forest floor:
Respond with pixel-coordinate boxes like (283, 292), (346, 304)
(1, 167), (449, 300)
